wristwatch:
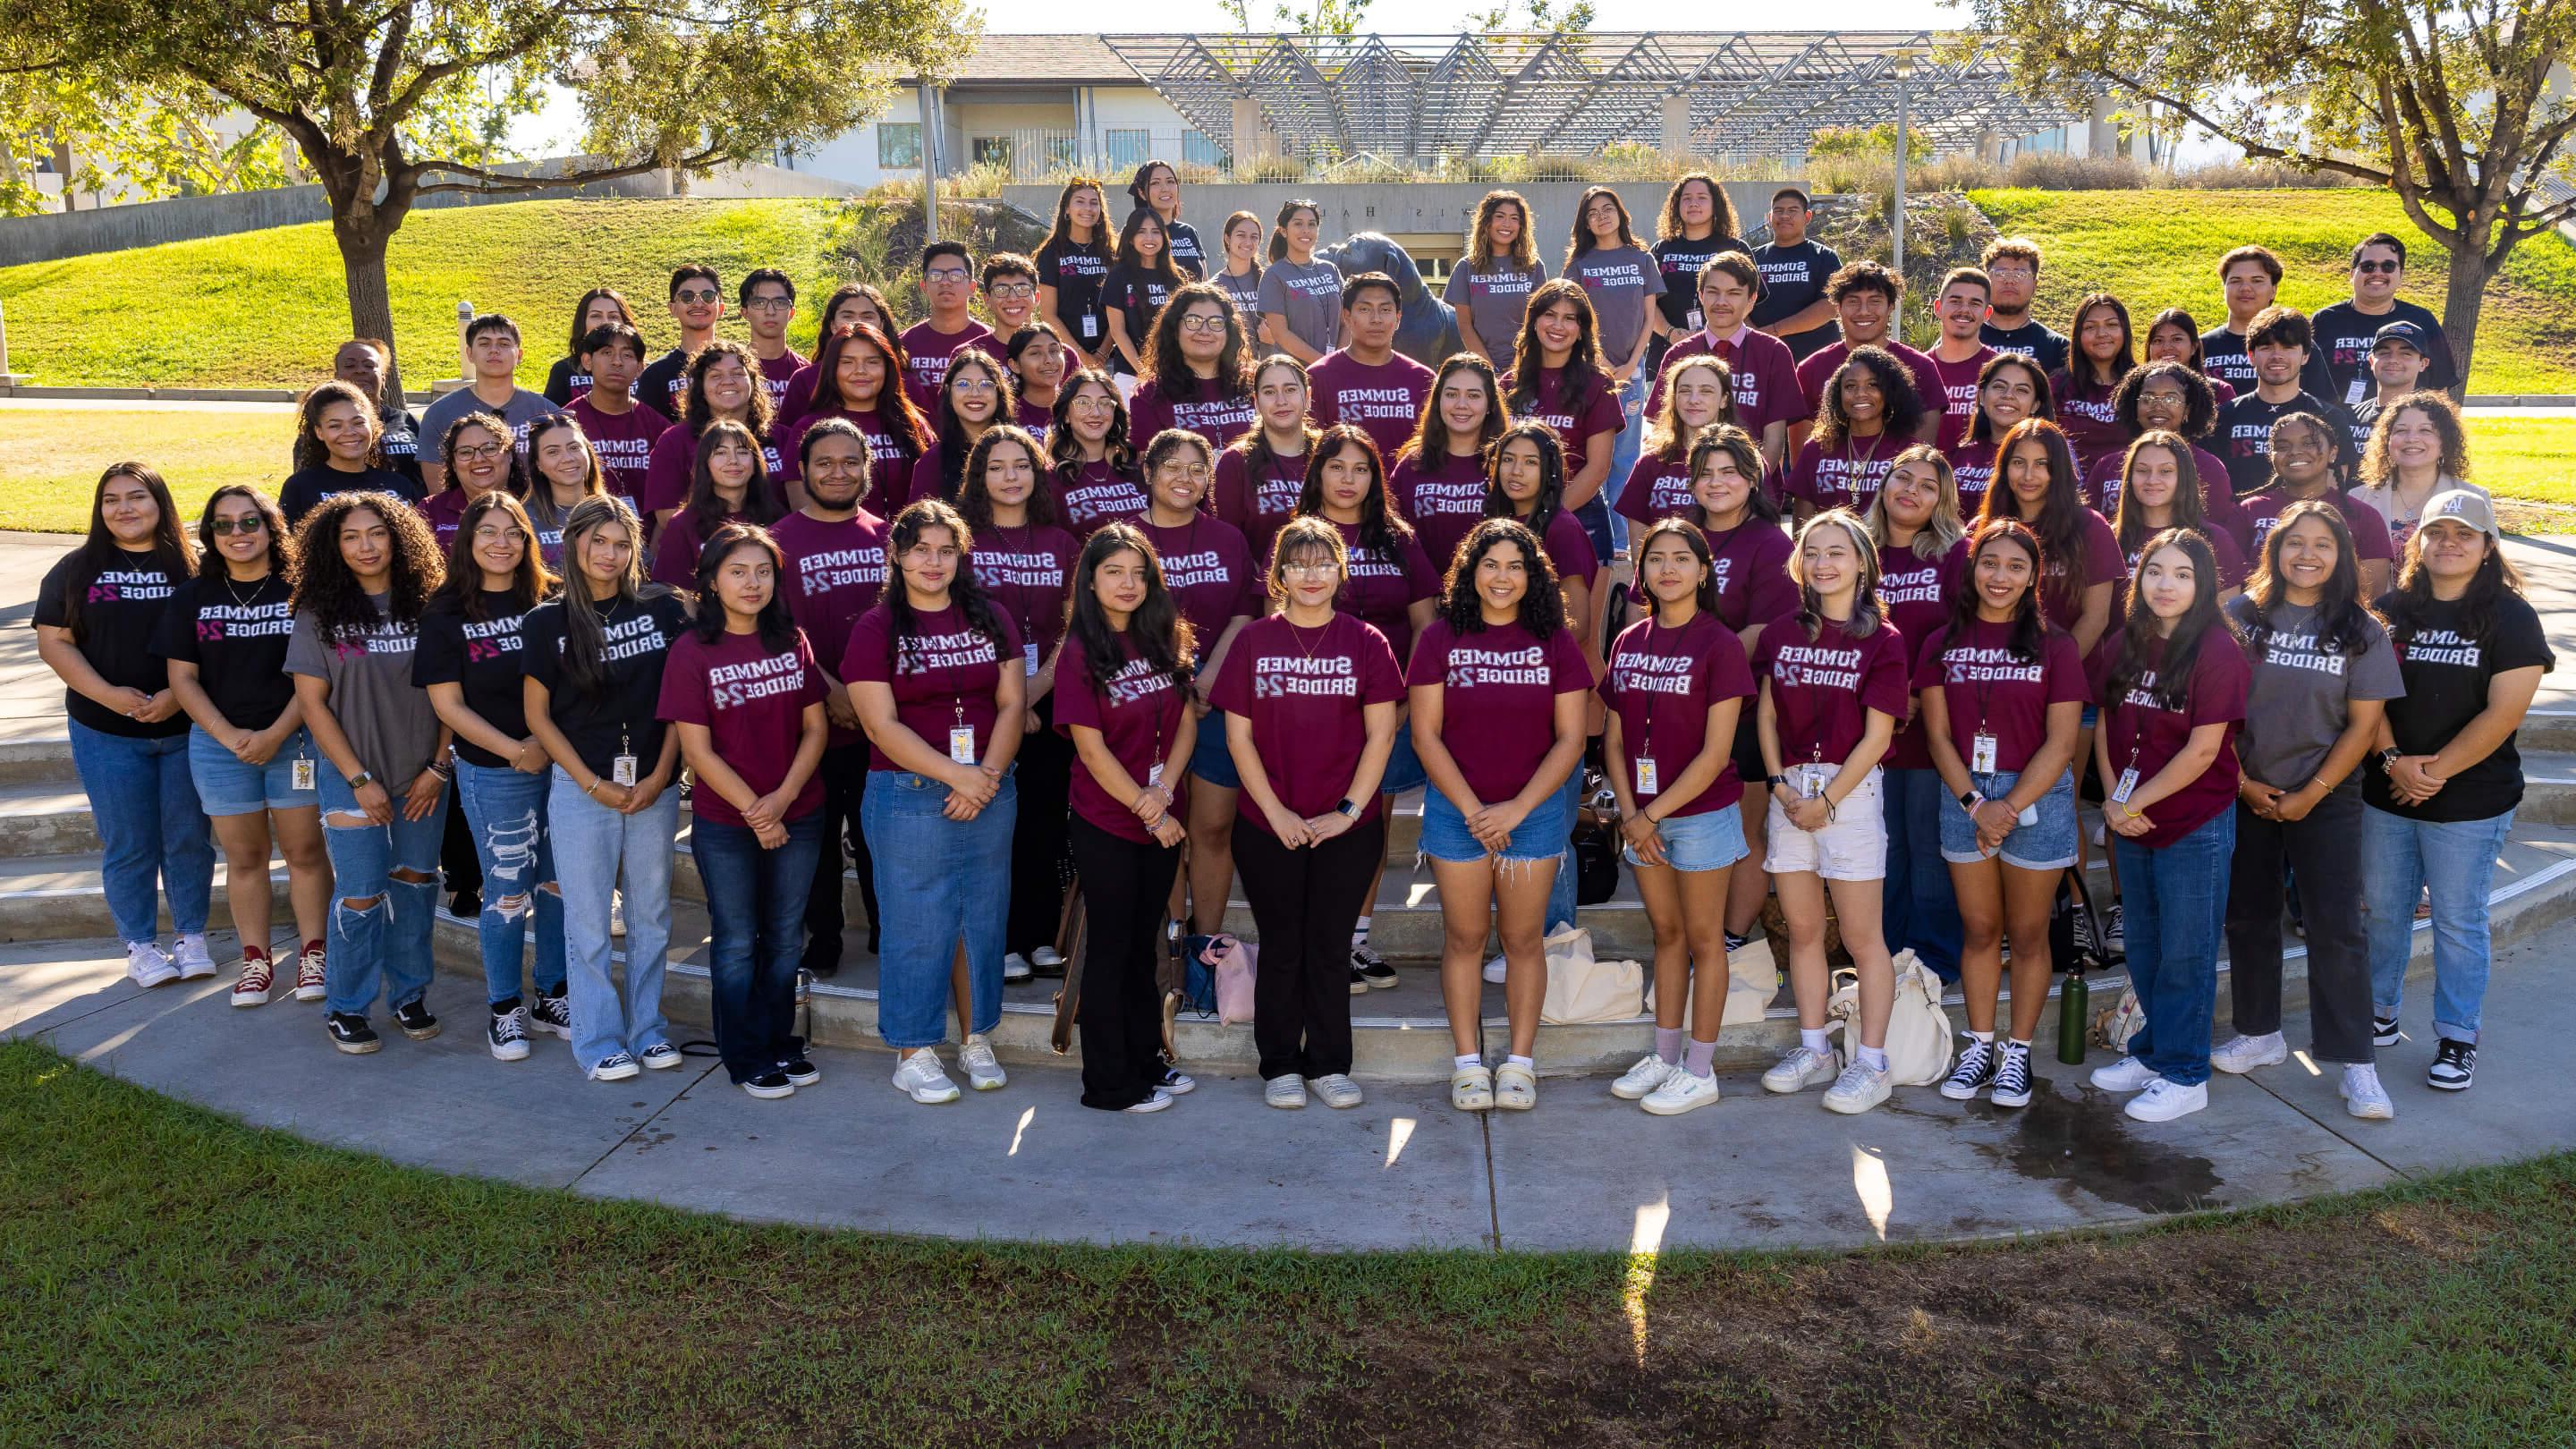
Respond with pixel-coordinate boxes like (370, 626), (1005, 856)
(2378, 748), (2404, 775)
(344, 769), (375, 791)
(1958, 789), (1983, 811)
(1766, 773), (1790, 789)
(1335, 798), (1360, 818)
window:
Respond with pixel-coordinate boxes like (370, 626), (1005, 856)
(877, 123), (922, 169)
(1182, 130), (1224, 168)
(971, 136), (1012, 167)
(1106, 129), (1149, 173)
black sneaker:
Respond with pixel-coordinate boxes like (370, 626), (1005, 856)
(529, 989), (572, 1039)
(2070, 907), (2099, 962)
(392, 999), (440, 1041)
(782, 1055), (821, 1087)
(802, 949), (841, 980)
(1939, 1038), (1996, 1100)
(741, 1070), (796, 1099)
(1351, 943), (1396, 990)
(2427, 1039), (2476, 1091)
(2104, 902), (2125, 955)
(449, 888), (481, 920)
(1723, 928), (1750, 955)
(1991, 1041), (2036, 1107)
(326, 1012), (380, 1055)
(487, 1006), (530, 1062)
(2373, 1013), (2402, 1047)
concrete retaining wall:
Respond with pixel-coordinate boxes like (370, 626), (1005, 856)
(1000, 179), (1790, 253)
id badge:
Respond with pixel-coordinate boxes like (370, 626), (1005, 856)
(948, 726), (978, 766)
(1686, 308), (1704, 331)
(1971, 732), (1999, 774)
(1023, 643), (1040, 677)
(1081, 315), (1099, 340)
(291, 757), (316, 792)
(1798, 767), (1821, 801)
(611, 754), (638, 787)
(2113, 767), (2140, 804)
(1148, 761), (1165, 790)
(1633, 758), (1659, 795)
(2345, 375), (2368, 406)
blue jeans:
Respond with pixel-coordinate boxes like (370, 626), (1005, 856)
(2112, 808), (2233, 1086)
(318, 767), (447, 1016)
(1546, 767), (1586, 932)
(693, 812), (826, 1081)
(863, 768), (1018, 1049)
(69, 721), (214, 945)
(547, 767), (680, 1072)
(1602, 367), (1648, 557)
(2363, 804), (2512, 1044)
(1880, 767), (1964, 980)
(453, 760), (565, 1008)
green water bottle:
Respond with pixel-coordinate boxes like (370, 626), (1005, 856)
(2057, 968), (2090, 1064)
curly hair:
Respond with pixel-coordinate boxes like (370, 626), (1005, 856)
(1139, 428), (1216, 507)
(429, 490), (552, 623)
(1050, 369), (1137, 482)
(434, 410), (528, 496)
(884, 499), (1013, 667)
(2359, 393), (2470, 487)
(2111, 359), (2216, 442)
(291, 380), (383, 474)
(1067, 521), (1196, 691)
(193, 485), (293, 584)
(959, 425), (1058, 530)
(1464, 190), (1540, 272)
(291, 490), (443, 644)
(1438, 517), (1565, 638)
(1811, 345), (1929, 452)
(680, 339), (775, 441)
(1656, 173), (1739, 244)
(1143, 281), (1249, 395)
(1402, 352), (1507, 470)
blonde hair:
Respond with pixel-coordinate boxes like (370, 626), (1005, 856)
(1789, 508), (1885, 640)
(1866, 445), (1967, 560)
(1645, 354), (1737, 460)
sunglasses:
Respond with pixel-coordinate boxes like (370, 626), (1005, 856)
(208, 517), (268, 536)
(2353, 259), (2402, 274)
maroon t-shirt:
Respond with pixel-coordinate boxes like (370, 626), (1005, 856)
(2035, 507), (2130, 634)
(1506, 367), (1625, 486)
(648, 508), (748, 589)
(2084, 444), (2245, 549)
(1785, 433), (1903, 515)
(640, 425), (783, 517)
(657, 626), (826, 828)
(772, 361), (822, 434)
(842, 601), (1023, 775)
(755, 349), (807, 414)
(568, 397), (672, 508)
(1876, 541), (1962, 770)
(1752, 619), (1913, 767)
(2093, 631), (2250, 848)
(1013, 398), (1056, 443)
(1050, 458), (1151, 538)
(1309, 350), (1436, 467)
(1794, 338), (1942, 418)
(1055, 628), (1191, 843)
(1212, 445), (1306, 567)
(2239, 487), (2396, 564)
(1129, 375), (1258, 453)
(1922, 348), (1995, 451)
(1943, 437), (1998, 519)
(1388, 452), (1491, 572)
(1511, 506), (1601, 589)
(1326, 517), (1440, 666)
(1614, 453), (1694, 526)
(770, 508), (890, 746)
(897, 319), (994, 415)
(1601, 611), (1757, 818)
(1646, 328), (1804, 434)
(1406, 619), (1592, 803)
(968, 521), (1080, 667)
(1208, 612), (1407, 834)
(418, 486), (470, 553)
(774, 406), (914, 513)
(1139, 515), (1260, 645)
(2045, 369), (2129, 475)
(1704, 519), (1799, 636)
(2098, 525), (2250, 679)
(1913, 618), (2091, 773)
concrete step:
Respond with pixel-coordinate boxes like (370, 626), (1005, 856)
(0, 733), (72, 787)
(0, 780), (102, 857)
(0, 852), (291, 942)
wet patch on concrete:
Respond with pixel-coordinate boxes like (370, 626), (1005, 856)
(1970, 1084), (2224, 1215)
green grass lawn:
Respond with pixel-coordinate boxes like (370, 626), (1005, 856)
(4, 1038), (2572, 1446)
(0, 199), (847, 394)
(1967, 189), (2576, 395)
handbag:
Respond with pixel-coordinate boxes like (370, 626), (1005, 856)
(2093, 987), (2148, 1053)
(1214, 936), (1258, 1026)
(1826, 948), (1955, 1087)
(1538, 923), (1644, 1024)
(1570, 767), (1622, 907)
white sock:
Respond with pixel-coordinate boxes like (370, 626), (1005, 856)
(1801, 1028), (1832, 1056)
(2006, 1038), (2032, 1052)
(1858, 1045), (1888, 1073)
(1506, 1054), (1533, 1072)
(1455, 1053), (1482, 1072)
(1970, 1029), (1995, 1044)
(1352, 916), (1372, 945)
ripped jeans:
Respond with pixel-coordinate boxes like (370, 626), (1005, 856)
(454, 760), (566, 1008)
(318, 766), (449, 1017)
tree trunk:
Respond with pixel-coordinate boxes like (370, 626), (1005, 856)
(2436, 239), (2491, 402)
(336, 216), (402, 405)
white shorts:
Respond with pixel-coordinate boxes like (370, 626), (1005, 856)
(1762, 765), (1887, 883)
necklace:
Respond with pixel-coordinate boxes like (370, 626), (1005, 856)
(223, 570), (270, 609)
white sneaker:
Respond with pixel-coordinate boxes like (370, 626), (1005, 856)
(1265, 1075), (1308, 1109)
(1641, 1068), (1722, 1115)
(1822, 1060), (1891, 1114)
(1761, 1044), (1838, 1095)
(2340, 1063), (2395, 1120)
(1030, 946), (1066, 970)
(892, 1049), (962, 1104)
(2210, 1032), (2289, 1075)
(2089, 1055), (2159, 1093)
(1002, 953), (1034, 984)
(1481, 953), (1507, 985)
(170, 933), (217, 979)
(1309, 1072), (1364, 1109)
(125, 941), (178, 988)
(2124, 1077), (2208, 1122)
(957, 1033), (1007, 1090)
(1611, 1054), (1677, 1100)
(1123, 1087), (1174, 1114)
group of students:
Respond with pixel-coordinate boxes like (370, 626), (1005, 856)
(38, 165), (2549, 1125)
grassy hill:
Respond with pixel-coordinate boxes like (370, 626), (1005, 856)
(1967, 188), (2576, 394)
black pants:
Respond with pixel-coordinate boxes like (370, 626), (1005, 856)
(439, 792), (481, 897)
(1233, 815), (1384, 1080)
(2224, 789), (2374, 1063)
(804, 741), (879, 970)
(1007, 716), (1074, 958)
(1070, 816), (1182, 1109)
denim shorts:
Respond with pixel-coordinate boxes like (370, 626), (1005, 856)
(1939, 767), (2079, 870)
(1623, 803), (1750, 873)
(187, 724), (318, 816)
(1420, 784), (1571, 864)
(1763, 765), (1887, 881)
(1191, 707), (1241, 790)
(1381, 718), (1428, 795)
(2080, 703), (2100, 729)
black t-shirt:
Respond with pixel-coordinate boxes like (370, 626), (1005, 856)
(1980, 318), (2070, 376)
(34, 546), (187, 738)
(1163, 219), (1207, 280)
(2197, 326), (2340, 403)
(1749, 239), (1843, 358)
(521, 589), (691, 779)
(2310, 299), (2454, 403)
(543, 354), (593, 406)
(635, 347), (695, 419)
(279, 465), (425, 529)
(2367, 589), (2556, 822)
(1038, 237), (1113, 353)
(1649, 235), (1748, 333)
(1100, 263), (1177, 375)
(413, 590), (542, 768)
(2214, 389), (2358, 496)
(2347, 395), (2388, 459)
(288, 407), (425, 493)
(150, 572), (297, 733)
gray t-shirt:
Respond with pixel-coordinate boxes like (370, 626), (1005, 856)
(2225, 596), (2406, 789)
(1257, 260), (1344, 358)
(1447, 256), (1548, 358)
(1563, 244), (1665, 368)
(418, 386), (564, 466)
(284, 592), (443, 784)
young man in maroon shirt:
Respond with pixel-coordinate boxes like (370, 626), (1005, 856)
(1925, 267), (2000, 452)
(1790, 261), (1942, 447)
(897, 241), (994, 414)
(737, 268), (808, 413)
(1309, 274), (1436, 466)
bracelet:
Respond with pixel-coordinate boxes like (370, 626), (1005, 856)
(584, 776), (604, 797)
(2122, 803), (2142, 818)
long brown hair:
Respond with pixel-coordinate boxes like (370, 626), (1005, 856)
(1979, 418), (2092, 603)
(2106, 528), (2233, 713)
(1507, 279), (1605, 419)
(1464, 191), (1538, 272)
(1402, 352), (1506, 469)
(60, 463), (196, 639)
(1066, 521), (1196, 691)
(429, 490), (554, 622)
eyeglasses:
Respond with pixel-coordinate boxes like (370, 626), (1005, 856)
(1178, 314), (1231, 334)
(208, 517), (267, 536)
(744, 295), (796, 310)
(1161, 464), (1213, 482)
(988, 283), (1037, 301)
(1284, 563), (1340, 578)
(950, 377), (996, 394)
(473, 525), (530, 545)
(1986, 266), (2035, 280)
(674, 289), (721, 305)
(452, 442), (509, 462)
(2353, 259), (2402, 275)
(925, 268), (973, 284)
